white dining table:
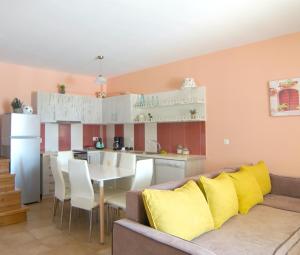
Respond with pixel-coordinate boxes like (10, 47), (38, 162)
(61, 164), (135, 244)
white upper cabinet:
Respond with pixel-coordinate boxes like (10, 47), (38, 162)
(54, 94), (83, 122)
(102, 96), (115, 124)
(36, 91), (56, 122)
(82, 97), (102, 124)
(102, 95), (135, 124)
(35, 88), (206, 124)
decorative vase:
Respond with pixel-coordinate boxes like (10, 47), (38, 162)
(58, 84), (66, 94)
(13, 108), (23, 113)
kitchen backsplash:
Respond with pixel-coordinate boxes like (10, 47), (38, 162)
(40, 122), (205, 155)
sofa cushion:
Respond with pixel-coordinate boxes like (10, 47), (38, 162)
(263, 194), (300, 213)
(142, 180), (214, 241)
(200, 173), (238, 229)
(240, 161), (271, 195)
(191, 205), (300, 255)
(227, 171), (263, 214)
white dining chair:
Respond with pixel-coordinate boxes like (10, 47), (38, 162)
(101, 151), (118, 192)
(119, 153), (136, 173)
(50, 155), (71, 228)
(68, 159), (99, 240)
(105, 153), (137, 195)
(57, 151), (73, 188)
(102, 151), (118, 167)
(57, 151), (74, 167)
(105, 159), (153, 228)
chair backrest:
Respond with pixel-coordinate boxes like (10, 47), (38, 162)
(50, 155), (66, 201)
(57, 151), (74, 169)
(131, 159), (154, 191)
(68, 159), (94, 203)
(119, 153), (136, 173)
(102, 151), (118, 167)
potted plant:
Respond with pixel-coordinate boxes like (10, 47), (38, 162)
(190, 109), (197, 119)
(11, 98), (23, 113)
(58, 84), (66, 94)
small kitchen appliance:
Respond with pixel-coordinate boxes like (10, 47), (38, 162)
(113, 136), (124, 150)
(95, 137), (104, 149)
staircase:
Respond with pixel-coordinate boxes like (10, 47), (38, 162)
(0, 158), (28, 226)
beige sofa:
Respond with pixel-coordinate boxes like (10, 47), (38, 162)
(112, 170), (300, 255)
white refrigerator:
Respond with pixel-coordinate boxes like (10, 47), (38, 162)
(1, 113), (41, 204)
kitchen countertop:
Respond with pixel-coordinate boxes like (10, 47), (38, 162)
(133, 151), (205, 161)
(41, 148), (206, 161)
(103, 149), (205, 161)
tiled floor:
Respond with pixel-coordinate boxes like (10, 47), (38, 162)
(0, 198), (112, 255)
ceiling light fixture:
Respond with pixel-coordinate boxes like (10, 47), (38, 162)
(95, 55), (107, 85)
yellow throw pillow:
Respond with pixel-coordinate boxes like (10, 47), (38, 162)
(240, 161), (271, 195)
(200, 173), (238, 229)
(227, 171), (263, 214)
(142, 180), (214, 240)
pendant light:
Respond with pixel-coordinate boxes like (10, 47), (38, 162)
(95, 55), (107, 85)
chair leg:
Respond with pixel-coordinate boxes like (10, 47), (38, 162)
(89, 209), (93, 241)
(96, 207), (99, 224)
(60, 200), (64, 228)
(69, 206), (72, 233)
(52, 197), (58, 220)
(110, 207), (115, 232)
(117, 207), (120, 219)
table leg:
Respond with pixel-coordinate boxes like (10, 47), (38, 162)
(99, 180), (105, 244)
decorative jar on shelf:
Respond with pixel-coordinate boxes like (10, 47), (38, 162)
(177, 145), (183, 154)
(182, 147), (190, 155)
(190, 109), (197, 119)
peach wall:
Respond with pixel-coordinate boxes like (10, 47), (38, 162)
(108, 32), (300, 177)
(0, 61), (105, 114)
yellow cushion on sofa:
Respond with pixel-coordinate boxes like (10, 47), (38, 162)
(227, 171), (263, 214)
(142, 180), (214, 240)
(200, 173), (238, 229)
(240, 161), (271, 195)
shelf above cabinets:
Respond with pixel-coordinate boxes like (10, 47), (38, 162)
(133, 87), (206, 123)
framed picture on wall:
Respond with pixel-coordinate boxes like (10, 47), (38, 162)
(269, 77), (300, 116)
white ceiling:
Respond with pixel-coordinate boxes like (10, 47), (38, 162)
(0, 0), (299, 77)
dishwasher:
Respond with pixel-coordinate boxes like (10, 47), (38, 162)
(154, 159), (186, 184)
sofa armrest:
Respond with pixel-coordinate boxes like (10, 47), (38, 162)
(113, 219), (215, 255)
(270, 174), (300, 198)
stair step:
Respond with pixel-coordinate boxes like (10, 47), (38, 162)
(0, 174), (15, 187)
(0, 184), (15, 193)
(0, 190), (21, 213)
(0, 158), (10, 174)
(0, 207), (28, 226)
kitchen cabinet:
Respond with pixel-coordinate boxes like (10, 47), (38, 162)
(135, 156), (204, 185)
(103, 95), (135, 124)
(102, 96), (115, 124)
(36, 92), (56, 122)
(82, 97), (102, 124)
(41, 153), (56, 197)
(35, 87), (206, 124)
(55, 94), (83, 122)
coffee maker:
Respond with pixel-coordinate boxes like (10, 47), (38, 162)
(113, 137), (124, 150)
